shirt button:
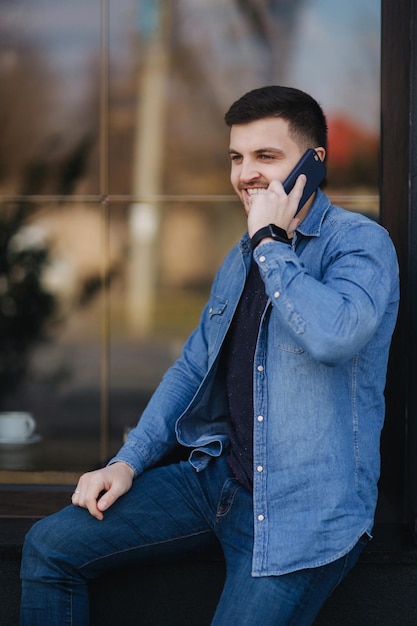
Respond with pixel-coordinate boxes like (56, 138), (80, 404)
(274, 291), (280, 298)
(257, 365), (264, 372)
(257, 514), (265, 522)
(257, 415), (264, 422)
(259, 255), (266, 263)
(257, 465), (264, 473)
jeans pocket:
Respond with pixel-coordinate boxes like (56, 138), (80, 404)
(216, 477), (241, 518)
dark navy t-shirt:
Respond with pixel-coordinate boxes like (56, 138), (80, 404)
(221, 260), (268, 491)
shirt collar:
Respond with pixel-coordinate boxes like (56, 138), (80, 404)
(296, 188), (332, 238)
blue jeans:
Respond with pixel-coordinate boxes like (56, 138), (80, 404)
(20, 455), (366, 625)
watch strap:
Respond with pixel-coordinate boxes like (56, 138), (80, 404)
(250, 224), (291, 250)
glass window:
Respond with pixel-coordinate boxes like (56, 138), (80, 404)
(0, 0), (380, 482)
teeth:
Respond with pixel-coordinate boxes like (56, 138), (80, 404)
(247, 188), (266, 195)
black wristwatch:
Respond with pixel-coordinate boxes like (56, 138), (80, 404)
(250, 224), (291, 250)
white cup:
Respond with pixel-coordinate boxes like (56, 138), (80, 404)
(0, 412), (36, 441)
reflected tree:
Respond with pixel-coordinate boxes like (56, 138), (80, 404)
(0, 132), (94, 405)
(0, 201), (55, 405)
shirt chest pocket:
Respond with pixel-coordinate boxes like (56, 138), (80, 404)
(208, 296), (228, 356)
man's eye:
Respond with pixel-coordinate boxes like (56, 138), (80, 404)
(259, 154), (274, 160)
(230, 154), (242, 162)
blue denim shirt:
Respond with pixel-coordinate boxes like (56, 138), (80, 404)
(111, 189), (399, 576)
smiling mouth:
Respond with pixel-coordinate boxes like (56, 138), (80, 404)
(245, 187), (268, 195)
(240, 187), (268, 203)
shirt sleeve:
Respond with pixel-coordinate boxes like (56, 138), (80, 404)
(253, 220), (399, 365)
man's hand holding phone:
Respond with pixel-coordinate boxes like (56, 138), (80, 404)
(247, 174), (307, 238)
(247, 148), (326, 239)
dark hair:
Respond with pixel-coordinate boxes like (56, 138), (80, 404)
(224, 86), (327, 151)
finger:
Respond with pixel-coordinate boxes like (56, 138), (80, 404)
(283, 174), (306, 217)
(83, 485), (108, 520)
(88, 503), (104, 521)
(97, 493), (113, 513)
(71, 486), (81, 504)
(96, 481), (127, 513)
(71, 494), (103, 521)
(294, 173), (307, 189)
(71, 477), (105, 520)
(290, 173), (306, 196)
(267, 179), (287, 197)
(287, 217), (301, 236)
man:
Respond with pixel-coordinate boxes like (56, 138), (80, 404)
(20, 86), (399, 625)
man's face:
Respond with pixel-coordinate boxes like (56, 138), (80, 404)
(228, 117), (305, 215)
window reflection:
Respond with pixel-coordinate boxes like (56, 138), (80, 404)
(0, 202), (103, 474)
(0, 0), (380, 478)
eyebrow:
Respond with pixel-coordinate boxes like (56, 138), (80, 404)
(228, 147), (286, 157)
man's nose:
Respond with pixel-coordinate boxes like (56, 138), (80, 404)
(239, 159), (261, 183)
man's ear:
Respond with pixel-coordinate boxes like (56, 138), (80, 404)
(315, 147), (326, 162)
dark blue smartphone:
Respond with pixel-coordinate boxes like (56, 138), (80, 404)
(283, 148), (326, 214)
